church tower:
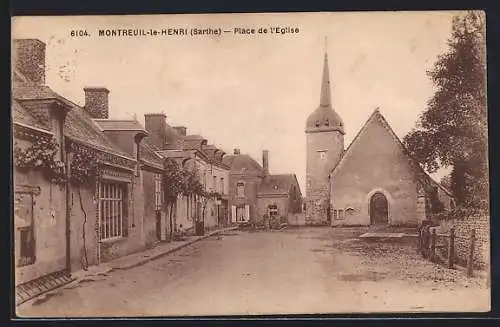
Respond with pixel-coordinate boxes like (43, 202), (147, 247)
(305, 51), (345, 225)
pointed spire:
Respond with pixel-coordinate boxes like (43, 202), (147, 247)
(319, 50), (331, 107)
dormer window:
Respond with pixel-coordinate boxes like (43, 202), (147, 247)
(315, 120), (320, 127)
(274, 185), (278, 190)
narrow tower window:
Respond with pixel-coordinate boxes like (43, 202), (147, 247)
(325, 119), (329, 126)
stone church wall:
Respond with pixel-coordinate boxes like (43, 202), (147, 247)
(306, 131), (343, 225)
(330, 115), (420, 226)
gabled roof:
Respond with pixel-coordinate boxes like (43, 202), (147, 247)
(258, 174), (300, 196)
(12, 100), (49, 131)
(331, 107), (453, 197)
(139, 142), (164, 170)
(223, 154), (263, 174)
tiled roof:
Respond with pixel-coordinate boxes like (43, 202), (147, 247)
(258, 174), (298, 196)
(12, 84), (133, 159)
(93, 119), (148, 133)
(12, 100), (49, 131)
(139, 142), (163, 169)
(223, 154), (263, 174)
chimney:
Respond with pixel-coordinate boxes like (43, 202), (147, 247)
(262, 150), (269, 176)
(144, 113), (167, 149)
(233, 148), (240, 155)
(84, 87), (110, 119)
(12, 39), (46, 85)
(173, 126), (187, 136)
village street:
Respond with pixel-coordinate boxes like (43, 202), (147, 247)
(17, 227), (489, 317)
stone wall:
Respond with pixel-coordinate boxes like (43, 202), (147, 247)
(14, 167), (67, 285)
(437, 214), (490, 269)
(257, 196), (289, 221)
(305, 130), (343, 225)
(330, 113), (420, 227)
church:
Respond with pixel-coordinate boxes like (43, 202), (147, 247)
(305, 51), (455, 227)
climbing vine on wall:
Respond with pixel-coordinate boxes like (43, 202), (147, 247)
(14, 138), (103, 186)
(14, 137), (66, 183)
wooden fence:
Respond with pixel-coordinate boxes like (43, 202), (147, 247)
(418, 226), (476, 277)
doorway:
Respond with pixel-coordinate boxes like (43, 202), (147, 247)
(155, 211), (162, 241)
(370, 192), (388, 225)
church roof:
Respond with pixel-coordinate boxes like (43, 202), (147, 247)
(330, 107), (453, 197)
(223, 154), (263, 174)
(258, 174), (300, 196)
(305, 52), (344, 134)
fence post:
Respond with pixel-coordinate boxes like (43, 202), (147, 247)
(467, 229), (476, 277)
(448, 227), (455, 269)
(430, 228), (436, 262)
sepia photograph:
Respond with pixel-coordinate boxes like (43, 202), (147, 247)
(11, 11), (489, 317)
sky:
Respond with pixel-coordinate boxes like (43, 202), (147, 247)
(12, 11), (462, 193)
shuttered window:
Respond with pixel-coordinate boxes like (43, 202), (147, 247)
(154, 174), (163, 210)
(99, 181), (127, 240)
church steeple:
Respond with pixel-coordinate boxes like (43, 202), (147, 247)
(320, 51), (331, 107)
(305, 46), (344, 134)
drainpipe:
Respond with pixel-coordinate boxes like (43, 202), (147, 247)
(57, 106), (71, 274)
(65, 150), (72, 273)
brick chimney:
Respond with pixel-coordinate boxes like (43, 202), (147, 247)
(262, 150), (269, 176)
(233, 148), (240, 155)
(173, 126), (187, 136)
(84, 87), (110, 119)
(144, 113), (167, 149)
(12, 39), (46, 85)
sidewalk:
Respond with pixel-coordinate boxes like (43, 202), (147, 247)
(19, 226), (238, 308)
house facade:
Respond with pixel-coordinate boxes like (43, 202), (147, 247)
(223, 149), (303, 225)
(305, 51), (454, 227)
(12, 38), (169, 304)
(143, 113), (230, 234)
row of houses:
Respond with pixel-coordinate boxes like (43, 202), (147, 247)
(12, 38), (303, 304)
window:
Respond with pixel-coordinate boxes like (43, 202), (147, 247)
(237, 182), (245, 198)
(315, 120), (320, 127)
(154, 174), (162, 211)
(15, 190), (36, 267)
(325, 119), (329, 126)
(19, 227), (35, 266)
(318, 150), (327, 160)
(99, 181), (128, 240)
(268, 204), (278, 217)
(220, 177), (224, 195)
(213, 176), (217, 192)
(333, 209), (338, 220)
(338, 209), (344, 220)
(345, 207), (354, 217)
(202, 170), (207, 189)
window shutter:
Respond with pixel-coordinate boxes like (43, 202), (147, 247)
(245, 205), (250, 221)
(231, 205), (236, 223)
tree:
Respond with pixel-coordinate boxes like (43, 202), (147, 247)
(162, 158), (205, 240)
(403, 11), (487, 210)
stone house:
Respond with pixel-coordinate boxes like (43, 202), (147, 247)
(144, 113), (230, 234)
(223, 149), (303, 224)
(12, 39), (167, 304)
(305, 51), (454, 227)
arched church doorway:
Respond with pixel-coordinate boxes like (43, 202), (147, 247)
(370, 192), (388, 225)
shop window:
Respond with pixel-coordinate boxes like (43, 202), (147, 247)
(99, 181), (128, 240)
